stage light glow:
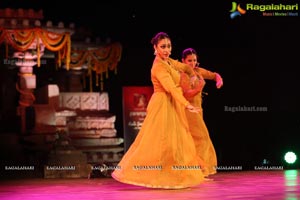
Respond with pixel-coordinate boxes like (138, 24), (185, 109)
(284, 151), (297, 164)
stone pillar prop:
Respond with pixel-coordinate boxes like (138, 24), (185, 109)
(14, 39), (45, 134)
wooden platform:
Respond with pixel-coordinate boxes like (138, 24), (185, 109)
(0, 170), (299, 200)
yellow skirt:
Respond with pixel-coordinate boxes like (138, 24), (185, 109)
(112, 92), (205, 189)
(185, 93), (217, 176)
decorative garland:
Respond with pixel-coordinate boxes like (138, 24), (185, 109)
(0, 27), (71, 68)
(0, 27), (121, 91)
(69, 42), (122, 91)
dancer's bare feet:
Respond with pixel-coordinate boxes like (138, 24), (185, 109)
(204, 177), (214, 181)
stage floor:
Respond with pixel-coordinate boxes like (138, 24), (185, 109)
(0, 170), (299, 200)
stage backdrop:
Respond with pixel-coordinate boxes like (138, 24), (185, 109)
(122, 86), (153, 152)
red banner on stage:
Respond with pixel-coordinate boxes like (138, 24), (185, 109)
(122, 86), (153, 152)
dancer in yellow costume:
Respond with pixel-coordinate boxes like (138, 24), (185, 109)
(112, 32), (206, 189)
(180, 48), (223, 177)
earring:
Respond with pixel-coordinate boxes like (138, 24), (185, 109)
(154, 50), (157, 55)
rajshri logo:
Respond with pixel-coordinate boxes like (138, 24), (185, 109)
(230, 2), (246, 19)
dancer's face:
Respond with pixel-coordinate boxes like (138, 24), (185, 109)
(155, 38), (172, 60)
(182, 53), (198, 68)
